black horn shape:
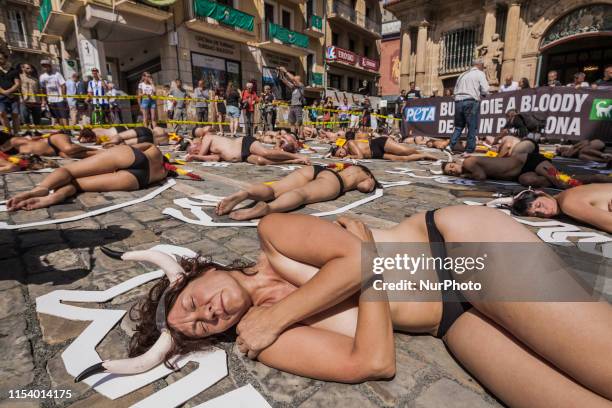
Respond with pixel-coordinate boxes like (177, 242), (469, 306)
(74, 362), (106, 383)
(100, 246), (125, 260)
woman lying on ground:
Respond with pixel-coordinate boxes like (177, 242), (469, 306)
(490, 184), (612, 233)
(6, 143), (169, 211)
(75, 206), (612, 408)
(1, 131), (98, 159)
(215, 163), (381, 220)
(0, 152), (58, 173)
(331, 136), (438, 161)
(78, 126), (170, 146)
(556, 139), (609, 163)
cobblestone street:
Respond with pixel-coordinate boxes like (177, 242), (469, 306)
(0, 144), (609, 408)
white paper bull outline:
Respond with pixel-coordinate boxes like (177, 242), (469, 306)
(386, 167), (521, 187)
(35, 244), (271, 407)
(463, 201), (612, 259)
(0, 179), (176, 230)
(162, 181), (412, 228)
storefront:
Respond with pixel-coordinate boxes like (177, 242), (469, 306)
(189, 34), (243, 90)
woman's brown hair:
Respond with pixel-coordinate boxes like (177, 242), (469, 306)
(128, 255), (254, 369)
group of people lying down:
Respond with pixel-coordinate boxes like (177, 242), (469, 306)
(72, 206), (612, 408)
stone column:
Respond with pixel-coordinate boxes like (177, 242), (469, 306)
(501, 1), (521, 80)
(399, 23), (412, 90)
(482, 3), (497, 46)
(414, 20), (429, 87)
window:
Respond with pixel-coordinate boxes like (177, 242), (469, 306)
(217, 0), (234, 6)
(332, 32), (339, 46)
(281, 8), (292, 30)
(365, 6), (371, 17)
(7, 9), (28, 48)
(264, 2), (275, 40)
(439, 27), (478, 74)
(328, 73), (341, 90)
(307, 0), (316, 20)
(495, 5), (507, 42)
(307, 54), (314, 85)
(364, 45), (370, 58)
(347, 77), (354, 92)
(349, 39), (355, 52)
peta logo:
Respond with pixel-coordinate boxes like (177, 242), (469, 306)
(589, 98), (612, 121)
(405, 106), (436, 122)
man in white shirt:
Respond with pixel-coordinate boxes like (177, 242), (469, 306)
(39, 60), (69, 126)
(499, 75), (519, 92)
(448, 58), (489, 154)
(87, 67), (109, 124)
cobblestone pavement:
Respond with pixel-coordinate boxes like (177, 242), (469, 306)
(0, 142), (609, 408)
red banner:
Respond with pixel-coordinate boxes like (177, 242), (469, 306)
(326, 46), (357, 65)
(359, 56), (379, 71)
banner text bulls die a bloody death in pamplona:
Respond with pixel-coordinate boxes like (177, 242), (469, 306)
(402, 87), (611, 141)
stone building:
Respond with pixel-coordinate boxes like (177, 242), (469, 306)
(36, 0), (382, 105)
(0, 0), (60, 69)
(384, 0), (612, 94)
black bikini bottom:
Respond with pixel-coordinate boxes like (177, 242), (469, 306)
(125, 147), (150, 189)
(425, 209), (472, 338)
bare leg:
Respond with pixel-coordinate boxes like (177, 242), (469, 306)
(518, 172), (552, 188)
(247, 155), (309, 166)
(578, 149), (610, 162)
(383, 153), (438, 162)
(250, 142), (309, 163)
(383, 139), (418, 155)
(447, 309), (612, 408)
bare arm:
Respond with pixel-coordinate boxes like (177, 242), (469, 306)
(347, 141), (364, 159)
(463, 160), (486, 180)
(562, 199), (612, 234)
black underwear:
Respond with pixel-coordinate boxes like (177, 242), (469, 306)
(191, 127), (198, 138)
(113, 126), (127, 133)
(519, 151), (550, 175)
(47, 135), (62, 155)
(240, 136), (257, 162)
(312, 165), (345, 198)
(369, 137), (388, 159)
(425, 209), (472, 338)
(134, 127), (154, 144)
(125, 147), (150, 189)
(521, 137), (539, 153)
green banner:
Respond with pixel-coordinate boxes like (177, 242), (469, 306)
(311, 72), (323, 86)
(311, 15), (323, 31)
(37, 0), (52, 32)
(589, 98), (612, 121)
(193, 0), (254, 32)
(269, 22), (309, 48)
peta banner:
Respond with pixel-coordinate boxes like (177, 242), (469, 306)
(402, 88), (612, 141)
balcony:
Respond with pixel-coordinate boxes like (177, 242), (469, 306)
(187, 0), (255, 42)
(38, 0), (74, 37)
(114, 0), (172, 21)
(258, 22), (313, 58)
(304, 14), (324, 38)
(5, 32), (48, 54)
(328, 1), (381, 38)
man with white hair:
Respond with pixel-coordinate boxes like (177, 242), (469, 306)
(500, 75), (519, 92)
(448, 58), (489, 155)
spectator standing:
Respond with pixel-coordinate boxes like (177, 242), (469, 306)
(309, 100), (321, 126)
(545, 70), (562, 87)
(567, 72), (589, 89)
(349, 100), (361, 129)
(261, 85), (276, 131)
(593, 65), (612, 90)
(193, 80), (209, 125)
(323, 96), (334, 129)
(162, 84), (173, 121)
(406, 82), (421, 99)
(338, 97), (350, 129)
(361, 97), (372, 130)
(395, 89), (406, 118)
(170, 79), (188, 133)
(138, 72), (157, 128)
(430, 87), (440, 97)
(214, 86), (227, 135)
(107, 82), (123, 124)
(443, 88), (453, 97)
(19, 64), (42, 125)
(75, 75), (89, 125)
(500, 75), (519, 92)
(225, 81), (241, 137)
(65, 72), (80, 125)
(449, 58), (489, 154)
(87, 68), (110, 124)
(0, 50), (20, 134)
(518, 77), (531, 89)
(278, 66), (304, 139)
(39, 60), (69, 127)
(241, 81), (259, 138)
